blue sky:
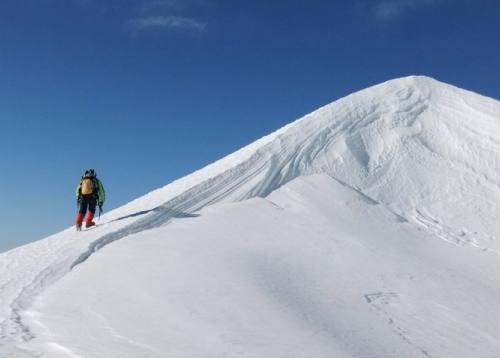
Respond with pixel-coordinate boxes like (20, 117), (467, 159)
(1, 0), (499, 251)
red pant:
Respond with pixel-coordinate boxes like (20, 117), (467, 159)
(76, 195), (97, 225)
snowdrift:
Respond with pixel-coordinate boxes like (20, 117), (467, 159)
(1, 76), (500, 357)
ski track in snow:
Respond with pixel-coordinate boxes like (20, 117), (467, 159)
(1, 76), (500, 356)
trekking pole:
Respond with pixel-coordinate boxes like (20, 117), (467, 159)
(98, 204), (103, 221)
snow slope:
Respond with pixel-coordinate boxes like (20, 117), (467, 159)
(26, 175), (500, 357)
(1, 76), (500, 357)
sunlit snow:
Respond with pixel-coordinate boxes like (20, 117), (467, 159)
(1, 76), (500, 357)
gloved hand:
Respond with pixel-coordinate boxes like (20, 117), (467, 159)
(98, 202), (103, 211)
(77, 197), (82, 208)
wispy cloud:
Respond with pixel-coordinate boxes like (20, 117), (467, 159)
(73, 0), (209, 36)
(372, 0), (445, 20)
(128, 15), (207, 33)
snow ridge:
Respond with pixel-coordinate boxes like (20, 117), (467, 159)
(75, 75), (500, 265)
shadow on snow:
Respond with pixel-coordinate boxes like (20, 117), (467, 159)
(71, 206), (200, 270)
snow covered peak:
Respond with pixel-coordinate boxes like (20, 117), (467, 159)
(107, 76), (500, 251)
(2, 76), (500, 357)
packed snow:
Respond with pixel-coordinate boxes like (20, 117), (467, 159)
(1, 76), (500, 357)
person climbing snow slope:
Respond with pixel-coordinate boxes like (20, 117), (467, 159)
(75, 169), (105, 231)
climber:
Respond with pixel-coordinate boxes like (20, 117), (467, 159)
(75, 169), (105, 230)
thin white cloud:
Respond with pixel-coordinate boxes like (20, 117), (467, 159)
(373, 0), (444, 20)
(129, 15), (207, 33)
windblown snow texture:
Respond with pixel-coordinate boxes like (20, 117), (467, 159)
(1, 76), (500, 357)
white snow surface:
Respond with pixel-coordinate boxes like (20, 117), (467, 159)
(1, 76), (500, 357)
